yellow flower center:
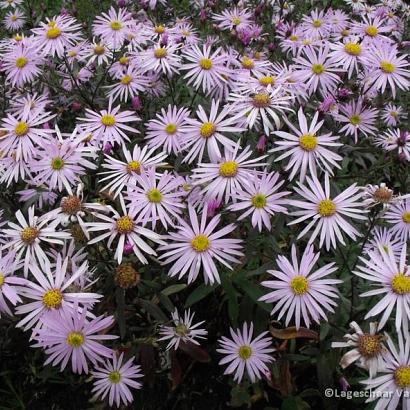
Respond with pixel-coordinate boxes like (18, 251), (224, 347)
(302, 39), (311, 46)
(341, 29), (350, 37)
(94, 45), (105, 55)
(20, 227), (39, 244)
(231, 17), (241, 26)
(344, 42), (361, 56)
(402, 212), (410, 223)
(241, 56), (254, 70)
(13, 34), (23, 41)
(154, 25), (165, 34)
(51, 157), (65, 170)
(238, 345), (252, 360)
(66, 331), (85, 348)
(165, 123), (177, 134)
(199, 58), (213, 70)
(290, 275), (309, 295)
(126, 160), (140, 174)
(191, 234), (210, 252)
(312, 19), (322, 28)
(154, 47), (167, 58)
(312, 63), (325, 75)
(299, 133), (318, 151)
(395, 366), (410, 388)
(67, 50), (77, 57)
(101, 114), (116, 126)
(110, 20), (122, 31)
(199, 122), (216, 138)
(121, 74), (132, 85)
(42, 289), (63, 309)
(350, 114), (361, 125)
(119, 56), (129, 65)
(289, 34), (298, 41)
(115, 264), (140, 289)
(108, 370), (122, 383)
(251, 193), (267, 208)
(15, 57), (28, 68)
(259, 75), (275, 86)
(391, 274), (410, 294)
(11, 15), (17, 21)
(365, 25), (378, 37)
(380, 60), (395, 73)
(252, 92), (270, 108)
(147, 188), (162, 203)
(0, 273), (4, 287)
(219, 160), (238, 177)
(46, 26), (62, 39)
(318, 199), (336, 217)
(116, 216), (134, 234)
(358, 334), (383, 358)
(14, 121), (29, 136)
(175, 323), (189, 336)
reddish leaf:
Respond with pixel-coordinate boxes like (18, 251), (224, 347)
(170, 351), (182, 390)
(270, 326), (319, 341)
(179, 341), (211, 363)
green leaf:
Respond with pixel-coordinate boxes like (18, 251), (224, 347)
(184, 284), (215, 308)
(161, 284), (187, 296)
(137, 299), (168, 322)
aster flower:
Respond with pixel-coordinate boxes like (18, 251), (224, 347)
(181, 45), (231, 94)
(0, 155), (32, 186)
(0, 248), (26, 316)
(228, 171), (289, 232)
(271, 108), (343, 182)
(182, 99), (245, 163)
(106, 66), (149, 102)
(331, 321), (386, 377)
(233, 54), (272, 78)
(15, 254), (101, 331)
(212, 7), (253, 31)
(9, 92), (51, 116)
(288, 173), (367, 250)
(138, 42), (181, 76)
(0, 106), (55, 161)
(145, 105), (190, 155)
(365, 44), (410, 98)
(300, 9), (331, 39)
(260, 244), (342, 329)
(294, 46), (342, 96)
(82, 39), (113, 66)
(333, 99), (378, 142)
(92, 7), (133, 50)
(362, 329), (410, 409)
(158, 308), (207, 350)
(0, 0), (23, 8)
(384, 198), (410, 241)
(32, 306), (117, 374)
(381, 103), (406, 127)
(364, 226), (403, 259)
(91, 353), (143, 408)
(86, 196), (165, 264)
(3, 8), (25, 31)
(31, 15), (83, 58)
(362, 183), (396, 209)
(228, 86), (293, 135)
(77, 97), (140, 147)
(191, 143), (267, 204)
(126, 168), (185, 229)
(217, 322), (274, 383)
(99, 144), (168, 198)
(375, 129), (410, 161)
(351, 16), (393, 44)
(355, 244), (410, 330)
(158, 204), (243, 284)
(1, 206), (71, 276)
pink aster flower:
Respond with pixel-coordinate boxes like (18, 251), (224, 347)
(82, 39), (113, 66)
(384, 198), (410, 241)
(374, 129), (410, 161)
(86, 196), (165, 264)
(0, 107), (55, 161)
(138, 42), (181, 76)
(1, 206), (71, 276)
(354, 244), (409, 330)
(99, 144), (168, 198)
(364, 226), (403, 259)
(145, 105), (190, 155)
(212, 7), (253, 31)
(158, 204), (243, 284)
(260, 244), (342, 329)
(9, 92), (51, 116)
(92, 7), (134, 50)
(182, 99), (245, 163)
(300, 9), (332, 39)
(91, 353), (143, 408)
(0, 248), (26, 316)
(77, 97), (140, 147)
(126, 168), (185, 229)
(288, 173), (367, 250)
(0, 0), (23, 8)
(106, 66), (149, 102)
(351, 16), (393, 45)
(181, 45), (230, 94)
(3, 8), (25, 31)
(191, 143), (267, 204)
(271, 108), (343, 182)
(217, 322), (274, 383)
(0, 155), (32, 186)
(333, 99), (378, 142)
(32, 306), (117, 374)
(293, 45), (342, 96)
(228, 171), (289, 232)
(364, 43), (410, 98)
(31, 15), (83, 58)
(15, 254), (101, 331)
(158, 308), (207, 350)
(381, 103), (406, 127)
